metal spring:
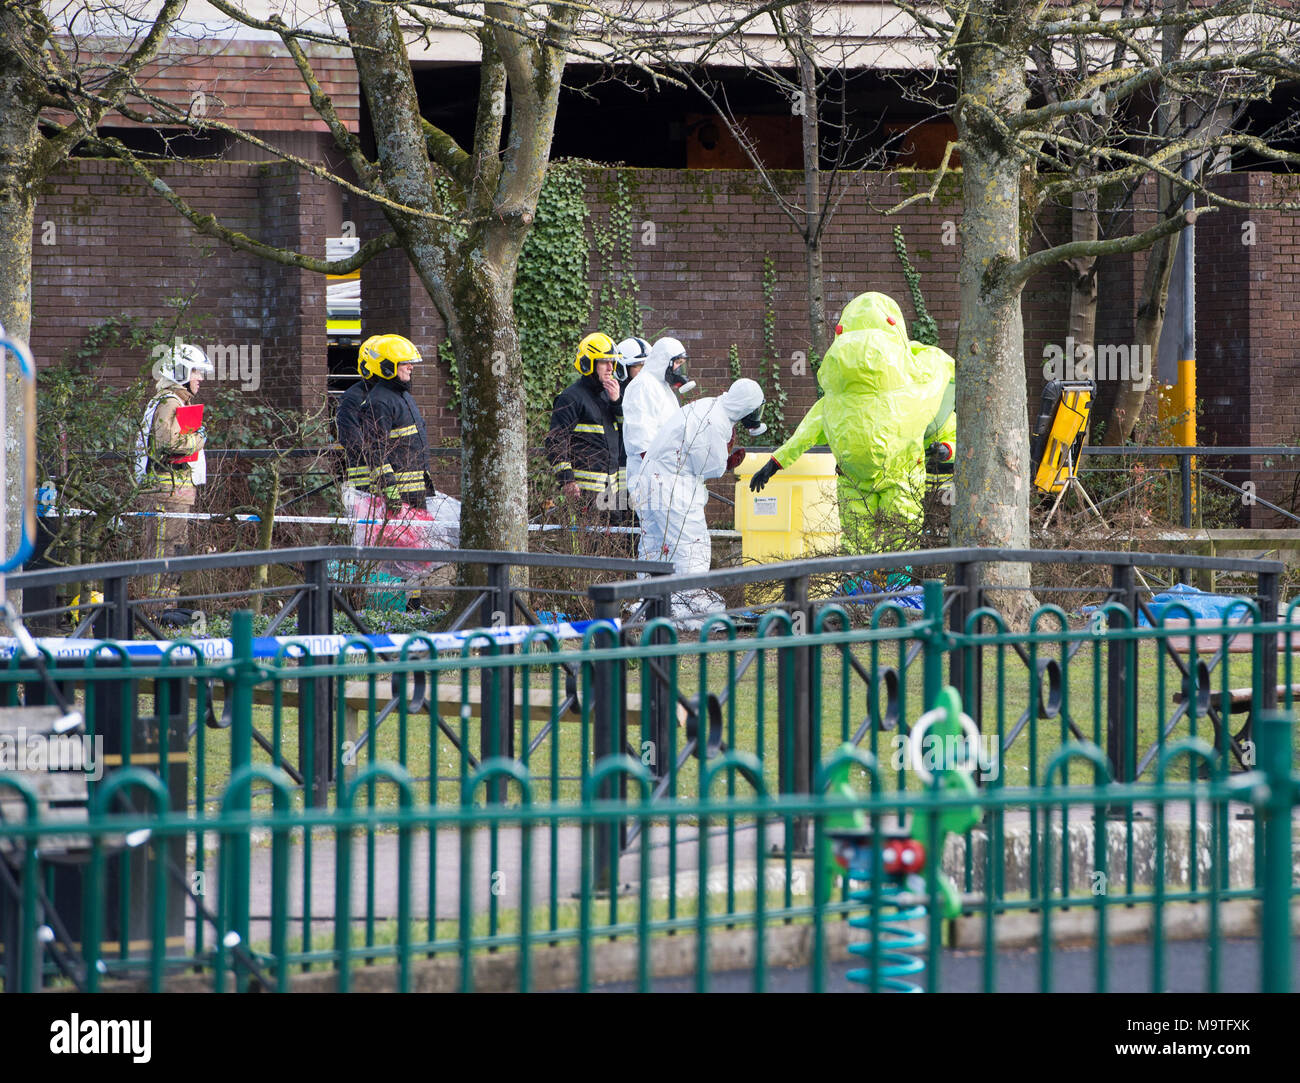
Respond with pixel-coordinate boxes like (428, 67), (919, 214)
(845, 882), (927, 992)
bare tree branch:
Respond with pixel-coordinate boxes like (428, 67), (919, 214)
(89, 134), (402, 274)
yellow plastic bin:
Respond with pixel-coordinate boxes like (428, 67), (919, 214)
(734, 451), (842, 563)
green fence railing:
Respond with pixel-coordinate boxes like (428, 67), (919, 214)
(0, 729), (1293, 992)
(2, 592), (1298, 992)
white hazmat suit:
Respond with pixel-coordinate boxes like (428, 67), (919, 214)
(635, 378), (765, 617)
(623, 340), (684, 514)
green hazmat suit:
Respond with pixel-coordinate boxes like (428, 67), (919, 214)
(773, 293), (954, 550)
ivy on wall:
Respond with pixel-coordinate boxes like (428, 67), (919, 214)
(892, 225), (939, 346)
(437, 163), (592, 438)
(516, 163), (592, 434)
(591, 170), (643, 340)
(759, 254), (789, 444)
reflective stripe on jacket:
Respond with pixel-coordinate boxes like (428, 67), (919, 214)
(352, 379), (431, 502)
(545, 374), (622, 489)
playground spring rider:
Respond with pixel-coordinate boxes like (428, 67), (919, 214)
(822, 686), (981, 992)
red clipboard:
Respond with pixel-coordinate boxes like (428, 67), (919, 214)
(173, 403), (204, 464)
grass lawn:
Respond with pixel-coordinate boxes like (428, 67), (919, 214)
(175, 630), (1295, 814)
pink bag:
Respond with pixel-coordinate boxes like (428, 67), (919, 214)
(351, 494), (442, 577)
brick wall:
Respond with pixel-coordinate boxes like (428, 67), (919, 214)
(1196, 173), (1300, 525)
(32, 159), (1299, 515)
(32, 157), (325, 407)
(360, 167), (1070, 453)
(256, 165), (331, 410)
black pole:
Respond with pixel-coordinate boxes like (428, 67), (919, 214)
(592, 600), (620, 892)
(479, 562), (515, 804)
(102, 575), (132, 641)
(300, 559), (334, 806)
(779, 574), (812, 852)
(1106, 563), (1137, 785)
(1259, 570), (1279, 718)
(648, 594), (672, 783)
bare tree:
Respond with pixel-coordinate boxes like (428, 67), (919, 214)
(65, 0), (772, 564)
(0, 0), (184, 561)
(1026, 0), (1258, 442)
(887, 0), (1300, 614)
(660, 1), (883, 364)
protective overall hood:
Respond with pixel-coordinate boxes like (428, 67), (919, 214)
(648, 337), (685, 366)
(718, 378), (765, 423)
(817, 329), (910, 397)
(837, 292), (908, 346)
(641, 341), (676, 381)
(649, 337), (696, 394)
(616, 337), (650, 388)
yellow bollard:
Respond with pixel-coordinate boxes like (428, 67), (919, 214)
(1158, 358), (1197, 521)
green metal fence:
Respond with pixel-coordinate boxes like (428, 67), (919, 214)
(0, 741), (1293, 993)
(1, 590), (1297, 992)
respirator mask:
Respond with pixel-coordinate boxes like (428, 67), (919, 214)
(665, 358), (696, 395)
(739, 406), (767, 436)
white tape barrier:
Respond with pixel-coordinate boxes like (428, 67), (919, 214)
(0, 620), (621, 661)
(36, 511), (740, 536)
(42, 508), (643, 532)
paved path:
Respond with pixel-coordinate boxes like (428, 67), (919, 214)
(214, 820), (794, 944)
(227, 801), (1289, 928)
(588, 937), (1295, 993)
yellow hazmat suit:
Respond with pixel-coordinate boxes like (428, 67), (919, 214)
(771, 293), (954, 550)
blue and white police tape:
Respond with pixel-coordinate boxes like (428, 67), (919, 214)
(48, 506), (642, 531)
(0, 620), (619, 662)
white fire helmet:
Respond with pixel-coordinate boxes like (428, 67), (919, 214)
(160, 343), (215, 384)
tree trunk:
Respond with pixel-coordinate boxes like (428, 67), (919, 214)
(794, 5), (826, 361)
(804, 237), (826, 363)
(1104, 226), (1177, 442)
(1101, 0), (1193, 442)
(953, 11), (1035, 621)
(340, 0), (561, 562)
(1066, 188), (1105, 444)
(0, 8), (43, 580)
(1067, 190), (1100, 358)
(453, 260), (529, 556)
(248, 462), (280, 616)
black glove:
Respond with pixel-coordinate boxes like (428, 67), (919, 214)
(749, 457), (782, 493)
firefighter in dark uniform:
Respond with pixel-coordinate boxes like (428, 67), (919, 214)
(336, 335), (383, 494)
(352, 334), (432, 510)
(546, 333), (626, 536)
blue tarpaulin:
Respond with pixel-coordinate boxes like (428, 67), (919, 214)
(1136, 583), (1253, 626)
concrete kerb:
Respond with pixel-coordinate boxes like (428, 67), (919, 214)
(101, 899), (1300, 993)
(152, 812), (1296, 993)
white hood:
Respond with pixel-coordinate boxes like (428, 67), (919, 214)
(642, 378), (764, 490)
(648, 337), (685, 369)
(641, 345), (674, 381)
(718, 378), (764, 422)
(623, 365), (681, 483)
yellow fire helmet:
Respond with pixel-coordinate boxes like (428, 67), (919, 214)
(574, 332), (618, 377)
(358, 334), (423, 380)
